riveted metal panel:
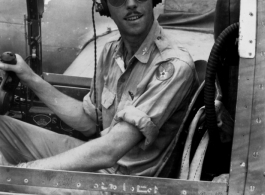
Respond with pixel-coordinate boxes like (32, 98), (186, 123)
(228, 57), (255, 195)
(0, 166), (227, 195)
(244, 0), (265, 194)
(228, 0), (265, 194)
(227, 14), (257, 195)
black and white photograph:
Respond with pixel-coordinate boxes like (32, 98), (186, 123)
(0, 0), (263, 194)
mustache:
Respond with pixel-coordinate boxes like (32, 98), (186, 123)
(125, 11), (142, 18)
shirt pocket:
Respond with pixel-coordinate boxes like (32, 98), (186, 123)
(101, 87), (116, 109)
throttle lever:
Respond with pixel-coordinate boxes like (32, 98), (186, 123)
(0, 52), (17, 65)
(0, 52), (20, 115)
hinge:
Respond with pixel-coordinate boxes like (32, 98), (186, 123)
(239, 0), (257, 58)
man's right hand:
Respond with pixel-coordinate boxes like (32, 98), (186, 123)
(0, 53), (97, 135)
(0, 54), (38, 86)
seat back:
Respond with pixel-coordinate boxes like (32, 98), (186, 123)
(158, 0), (240, 179)
(194, 60), (207, 85)
(157, 60), (207, 178)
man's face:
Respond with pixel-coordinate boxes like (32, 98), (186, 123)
(107, 0), (154, 38)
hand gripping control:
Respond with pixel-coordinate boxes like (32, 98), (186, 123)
(0, 52), (20, 115)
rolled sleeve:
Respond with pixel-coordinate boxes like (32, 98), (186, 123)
(134, 58), (196, 126)
(115, 58), (197, 149)
(83, 92), (102, 123)
(114, 105), (158, 150)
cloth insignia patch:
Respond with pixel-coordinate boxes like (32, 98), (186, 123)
(156, 61), (175, 81)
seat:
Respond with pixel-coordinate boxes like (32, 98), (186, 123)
(157, 60), (207, 178)
(157, 59), (233, 180)
(157, 0), (241, 179)
(194, 60), (207, 85)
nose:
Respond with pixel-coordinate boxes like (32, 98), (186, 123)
(125, 0), (137, 9)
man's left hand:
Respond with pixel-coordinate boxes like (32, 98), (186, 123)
(212, 174), (229, 183)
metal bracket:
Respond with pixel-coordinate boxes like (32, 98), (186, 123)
(239, 0), (257, 58)
(26, 0), (43, 75)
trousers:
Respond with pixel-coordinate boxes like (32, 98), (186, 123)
(0, 115), (107, 195)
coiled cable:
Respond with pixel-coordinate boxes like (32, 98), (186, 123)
(204, 22), (239, 139)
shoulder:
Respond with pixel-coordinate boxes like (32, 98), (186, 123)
(156, 57), (195, 82)
(102, 31), (121, 53)
(170, 45), (194, 69)
(155, 47), (196, 77)
(154, 28), (195, 71)
(154, 42), (197, 83)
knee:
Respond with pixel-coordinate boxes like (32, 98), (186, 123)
(0, 115), (11, 122)
(0, 115), (8, 120)
(0, 115), (17, 129)
(0, 115), (8, 124)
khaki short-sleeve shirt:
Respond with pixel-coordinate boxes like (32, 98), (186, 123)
(83, 20), (199, 176)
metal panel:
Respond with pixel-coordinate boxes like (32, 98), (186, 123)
(0, 0), (116, 74)
(244, 0), (265, 194)
(229, 0), (265, 194)
(0, 193), (35, 195)
(228, 12), (258, 195)
(238, 0), (257, 58)
(227, 59), (255, 195)
(0, 166), (227, 195)
(0, 0), (27, 57)
(40, 0), (115, 74)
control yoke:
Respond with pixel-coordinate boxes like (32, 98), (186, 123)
(0, 52), (20, 115)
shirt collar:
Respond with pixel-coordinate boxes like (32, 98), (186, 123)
(113, 20), (167, 64)
(134, 20), (161, 64)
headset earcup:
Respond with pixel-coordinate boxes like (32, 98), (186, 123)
(100, 0), (110, 17)
(153, 0), (162, 7)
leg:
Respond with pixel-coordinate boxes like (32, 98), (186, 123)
(0, 115), (85, 164)
(0, 115), (107, 195)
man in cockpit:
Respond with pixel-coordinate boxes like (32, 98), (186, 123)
(0, 0), (198, 192)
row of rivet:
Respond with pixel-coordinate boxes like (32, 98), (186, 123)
(6, 178), (82, 188)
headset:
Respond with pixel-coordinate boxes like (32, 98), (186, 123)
(95, 0), (162, 17)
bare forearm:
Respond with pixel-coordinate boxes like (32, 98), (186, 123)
(19, 133), (116, 172)
(19, 138), (113, 171)
(25, 74), (96, 133)
(18, 122), (143, 172)
(0, 55), (96, 134)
